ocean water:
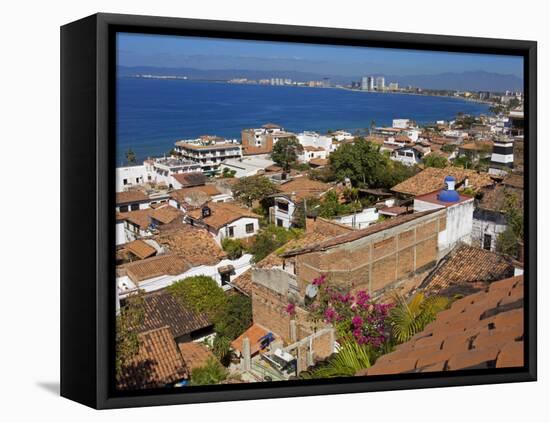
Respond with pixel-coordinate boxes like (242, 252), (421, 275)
(116, 77), (490, 164)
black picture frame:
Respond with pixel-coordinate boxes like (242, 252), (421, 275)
(60, 12), (537, 409)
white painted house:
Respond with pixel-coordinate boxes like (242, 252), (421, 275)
(331, 208), (379, 229)
(413, 176), (475, 257)
(186, 202), (261, 245)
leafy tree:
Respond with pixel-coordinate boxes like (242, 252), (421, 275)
(214, 294), (252, 341)
(232, 175), (279, 208)
(271, 137), (303, 172)
(441, 144), (457, 154)
(496, 192), (524, 258)
(190, 357), (228, 385)
(423, 154), (448, 169)
(300, 338), (373, 379)
(212, 336), (232, 366)
(125, 148), (137, 164)
(248, 224), (303, 263)
(329, 138), (415, 189)
(168, 276), (226, 320)
(221, 238), (243, 260)
(116, 291), (145, 377)
(388, 292), (450, 344)
(453, 155), (475, 169)
(221, 167), (237, 178)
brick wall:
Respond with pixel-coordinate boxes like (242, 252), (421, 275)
(295, 211), (445, 297)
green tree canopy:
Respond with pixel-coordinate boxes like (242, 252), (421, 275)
(329, 138), (415, 189)
(423, 154), (448, 169)
(221, 238), (243, 260)
(232, 175), (279, 208)
(190, 357), (228, 385)
(248, 224), (303, 263)
(168, 276), (226, 320)
(125, 148), (137, 165)
(271, 137), (304, 172)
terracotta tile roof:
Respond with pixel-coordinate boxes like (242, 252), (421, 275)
(503, 173), (524, 189)
(117, 326), (188, 390)
(357, 276), (524, 376)
(378, 206), (410, 216)
(391, 167), (493, 196)
(231, 323), (278, 356)
(155, 226), (226, 267)
(169, 185), (222, 207)
(459, 141), (493, 151)
(256, 230), (333, 269)
(125, 254), (191, 283)
(138, 290), (211, 338)
(229, 269), (253, 296)
(303, 146), (325, 152)
(125, 240), (157, 260)
(477, 184), (523, 213)
(309, 158), (329, 167)
(150, 206), (183, 224)
(262, 123), (281, 129)
(280, 210), (439, 258)
(276, 177), (332, 202)
(118, 206), (182, 229)
(171, 172), (207, 187)
(420, 244), (515, 296)
(178, 342), (216, 370)
(187, 201), (260, 231)
(116, 190), (149, 205)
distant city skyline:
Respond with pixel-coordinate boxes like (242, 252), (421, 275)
(118, 32), (524, 80)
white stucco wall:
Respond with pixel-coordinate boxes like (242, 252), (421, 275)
(117, 253), (253, 298)
(272, 197), (297, 228)
(438, 200), (474, 256)
(215, 217), (260, 244)
(116, 165), (149, 192)
(332, 208), (379, 229)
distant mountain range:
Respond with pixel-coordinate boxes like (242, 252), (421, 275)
(118, 66), (523, 92)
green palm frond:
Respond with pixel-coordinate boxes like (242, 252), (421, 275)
(301, 339), (372, 379)
(388, 292), (450, 344)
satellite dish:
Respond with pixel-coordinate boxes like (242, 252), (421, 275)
(305, 284), (319, 299)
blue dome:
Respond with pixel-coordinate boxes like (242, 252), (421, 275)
(444, 175), (456, 183)
(438, 189), (460, 202)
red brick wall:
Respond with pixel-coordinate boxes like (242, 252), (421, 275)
(295, 215), (443, 296)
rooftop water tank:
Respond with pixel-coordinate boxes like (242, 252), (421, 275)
(438, 176), (460, 202)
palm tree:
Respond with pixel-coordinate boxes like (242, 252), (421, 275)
(388, 292), (450, 344)
(212, 335), (232, 366)
(125, 148), (136, 164)
(190, 357), (228, 386)
(300, 339), (373, 379)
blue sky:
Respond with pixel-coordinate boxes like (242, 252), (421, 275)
(117, 32), (524, 78)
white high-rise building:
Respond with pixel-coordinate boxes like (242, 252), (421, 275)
(376, 76), (385, 90)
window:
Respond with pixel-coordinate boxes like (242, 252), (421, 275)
(220, 273), (231, 286)
(277, 201), (289, 213)
(228, 226), (235, 237)
(136, 177), (140, 183)
(483, 233), (492, 250)
(277, 218), (283, 227)
(130, 203), (139, 211)
(119, 205), (128, 212)
(245, 223), (254, 234)
(123, 178), (128, 185)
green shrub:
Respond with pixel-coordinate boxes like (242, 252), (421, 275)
(190, 357), (228, 385)
(221, 238), (243, 260)
(168, 276), (226, 319)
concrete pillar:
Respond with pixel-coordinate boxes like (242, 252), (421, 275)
(242, 336), (251, 372)
(307, 336), (314, 367)
(290, 319), (297, 342)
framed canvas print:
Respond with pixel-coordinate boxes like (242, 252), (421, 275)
(60, 13), (537, 409)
